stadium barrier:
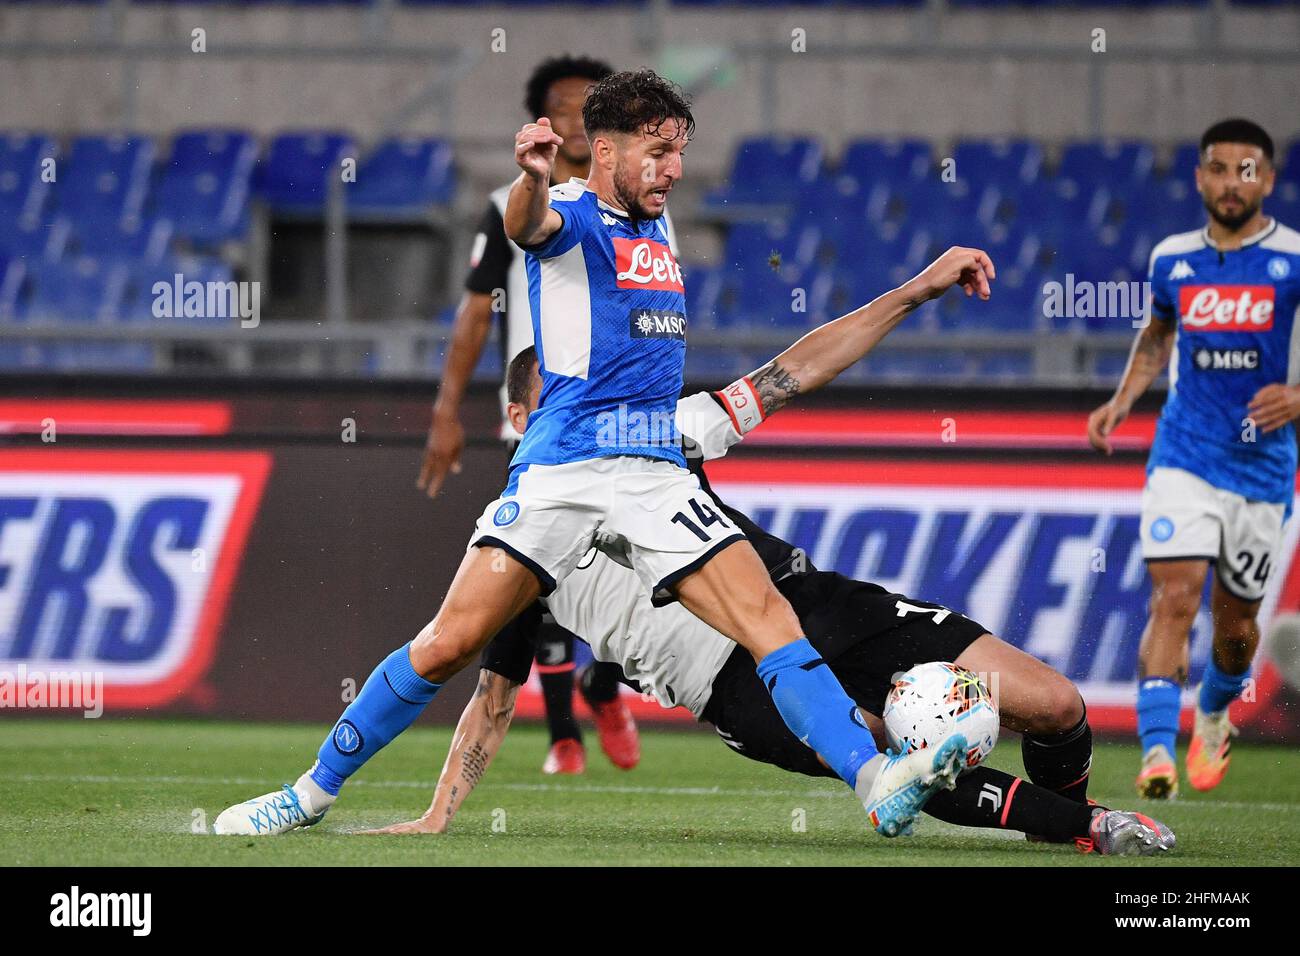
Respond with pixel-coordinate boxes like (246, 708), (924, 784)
(1, 380), (1296, 743)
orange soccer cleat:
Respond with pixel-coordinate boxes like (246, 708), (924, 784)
(591, 698), (641, 770)
(1187, 705), (1237, 792)
(1135, 744), (1179, 800)
(542, 738), (586, 775)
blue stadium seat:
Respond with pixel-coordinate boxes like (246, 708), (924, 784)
(44, 342), (155, 372)
(0, 132), (57, 224)
(1057, 139), (1156, 190)
(951, 138), (1043, 189)
(1167, 141), (1201, 179)
(65, 216), (174, 263)
(0, 216), (70, 262)
(58, 134), (156, 224)
(837, 137), (932, 190)
(0, 256), (26, 321)
(257, 131), (356, 214)
(682, 263), (724, 328)
(702, 135), (824, 215)
(21, 257), (130, 323)
(977, 350), (1036, 381)
(154, 129), (257, 246)
(348, 137), (456, 215)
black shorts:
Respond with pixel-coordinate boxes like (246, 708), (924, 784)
(699, 570), (989, 779)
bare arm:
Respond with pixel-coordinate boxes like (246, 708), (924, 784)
(743, 246), (997, 416)
(504, 118), (565, 247)
(1087, 318), (1176, 454)
(418, 291), (495, 497)
(360, 669), (520, 835)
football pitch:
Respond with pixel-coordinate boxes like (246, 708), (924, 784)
(2, 718), (1296, 867)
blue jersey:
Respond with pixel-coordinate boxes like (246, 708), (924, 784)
(1146, 219), (1300, 508)
(511, 178), (688, 477)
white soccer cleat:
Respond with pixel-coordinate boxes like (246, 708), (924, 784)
(857, 734), (968, 838)
(212, 783), (328, 836)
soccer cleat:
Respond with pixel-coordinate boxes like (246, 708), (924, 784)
(542, 737), (586, 775)
(1187, 705), (1237, 792)
(212, 783), (327, 836)
(858, 734), (968, 838)
(591, 698), (640, 770)
(1135, 744), (1179, 800)
(1081, 807), (1176, 857)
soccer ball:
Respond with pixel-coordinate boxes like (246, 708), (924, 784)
(883, 661), (999, 769)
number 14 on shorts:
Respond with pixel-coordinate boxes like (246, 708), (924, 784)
(672, 498), (731, 542)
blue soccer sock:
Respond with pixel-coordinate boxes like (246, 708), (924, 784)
(756, 638), (879, 787)
(1136, 677), (1181, 757)
(1199, 656), (1249, 715)
(310, 643), (441, 795)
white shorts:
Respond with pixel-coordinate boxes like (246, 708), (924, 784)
(469, 456), (746, 604)
(1140, 466), (1286, 602)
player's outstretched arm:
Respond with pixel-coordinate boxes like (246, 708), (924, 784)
(741, 246), (996, 417)
(505, 118), (565, 247)
(1086, 318), (1175, 455)
(359, 668), (520, 835)
(419, 291), (495, 497)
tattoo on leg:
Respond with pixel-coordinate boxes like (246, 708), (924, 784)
(749, 360), (802, 416)
(461, 742), (490, 787)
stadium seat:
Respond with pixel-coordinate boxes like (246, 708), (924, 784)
(951, 138), (1044, 189)
(21, 256), (131, 323)
(1167, 140), (1201, 179)
(153, 129), (257, 246)
(257, 131), (356, 214)
(1057, 140), (1156, 190)
(836, 137), (932, 191)
(347, 137), (456, 216)
(702, 135), (825, 216)
(0, 132), (57, 224)
(0, 216), (70, 262)
(65, 216), (174, 263)
(58, 134), (156, 224)
(0, 256), (26, 321)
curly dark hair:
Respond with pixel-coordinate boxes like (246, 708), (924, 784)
(582, 69), (695, 142)
(524, 55), (615, 119)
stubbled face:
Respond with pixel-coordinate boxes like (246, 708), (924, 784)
(506, 362), (544, 436)
(599, 117), (687, 220)
(1197, 142), (1274, 231)
(545, 76), (599, 168)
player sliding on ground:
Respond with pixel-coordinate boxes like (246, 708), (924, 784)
(1087, 118), (1300, 799)
(213, 69), (995, 838)
(363, 338), (1176, 856)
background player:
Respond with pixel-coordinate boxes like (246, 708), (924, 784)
(418, 54), (641, 777)
(1087, 118), (1300, 798)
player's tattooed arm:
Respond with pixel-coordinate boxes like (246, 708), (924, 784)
(424, 669), (521, 831)
(748, 359), (803, 417)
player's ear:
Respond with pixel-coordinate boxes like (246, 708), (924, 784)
(506, 402), (528, 437)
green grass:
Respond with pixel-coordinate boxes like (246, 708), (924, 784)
(1, 718), (1296, 866)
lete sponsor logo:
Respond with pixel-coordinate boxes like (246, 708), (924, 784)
(1179, 284), (1275, 331)
(706, 458), (1293, 733)
(0, 450), (270, 709)
(613, 238), (684, 293)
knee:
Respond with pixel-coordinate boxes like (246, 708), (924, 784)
(1150, 578), (1200, 626)
(410, 615), (480, 683)
(1022, 679), (1085, 736)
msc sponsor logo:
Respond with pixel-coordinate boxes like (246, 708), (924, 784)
(0, 450), (270, 709)
(1193, 347), (1260, 371)
(1179, 285), (1275, 331)
(708, 458), (1296, 732)
(613, 238), (684, 293)
(629, 308), (687, 340)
